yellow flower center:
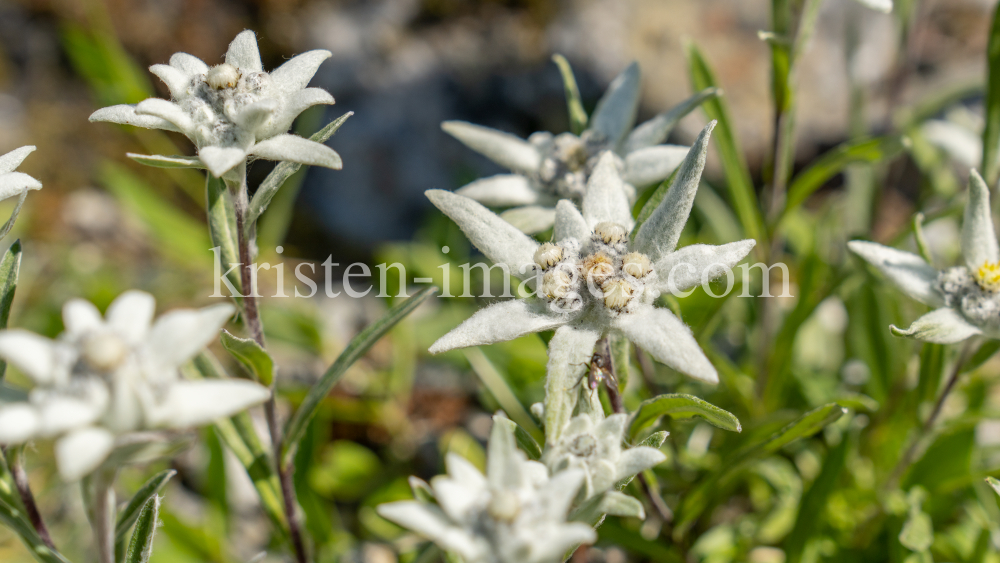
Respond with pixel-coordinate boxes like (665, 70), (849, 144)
(977, 261), (1000, 292)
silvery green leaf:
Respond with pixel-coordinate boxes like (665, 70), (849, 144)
(226, 30), (263, 72)
(589, 62), (640, 150)
(544, 325), (600, 445)
(582, 151), (633, 229)
(890, 307), (982, 344)
(625, 87), (719, 153)
(638, 430), (669, 449)
(0, 192), (29, 244)
(961, 170), (999, 272)
(624, 145), (689, 187)
(629, 394), (740, 441)
(115, 469), (175, 547)
(198, 146), (246, 177)
(615, 447), (666, 482)
(456, 175), (541, 207)
(249, 134), (342, 170)
(613, 304), (718, 384)
(220, 330), (274, 385)
(89, 105), (181, 132)
(441, 121), (542, 175)
(655, 240), (756, 294)
(429, 299), (565, 354)
(598, 491), (645, 519)
(206, 174), (241, 293)
(0, 239), (21, 381)
(847, 241), (943, 307)
(553, 199), (589, 242)
(499, 206), (556, 235)
(124, 495), (160, 563)
(126, 154), (205, 169)
(633, 121), (715, 261)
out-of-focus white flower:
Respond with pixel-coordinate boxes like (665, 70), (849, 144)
(427, 122), (756, 441)
(0, 146), (40, 200)
(0, 290), (270, 480)
(853, 0), (892, 13)
(443, 60), (700, 234)
(377, 416), (595, 563)
(90, 31), (341, 180)
(849, 170), (1000, 344)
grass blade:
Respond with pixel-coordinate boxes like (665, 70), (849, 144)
(552, 55), (588, 135)
(464, 347), (543, 443)
(126, 154), (204, 169)
(984, 2), (1000, 185)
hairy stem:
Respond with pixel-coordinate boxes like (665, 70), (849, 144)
(5, 448), (54, 550)
(87, 469), (117, 563)
(232, 173), (308, 563)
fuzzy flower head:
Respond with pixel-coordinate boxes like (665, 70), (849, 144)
(849, 170), (1000, 344)
(90, 30), (341, 180)
(543, 412), (665, 499)
(377, 417), (595, 563)
(443, 59), (706, 234)
(427, 121), (756, 442)
(0, 291), (270, 480)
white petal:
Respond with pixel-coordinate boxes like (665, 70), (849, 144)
(441, 121), (541, 175)
(426, 189), (540, 280)
(581, 151), (634, 230)
(267, 88), (336, 137)
(428, 300), (565, 354)
(62, 299), (103, 336)
(553, 199), (589, 242)
(537, 467), (586, 521)
(847, 241), (943, 306)
(55, 427), (114, 481)
(487, 414), (523, 491)
(544, 325), (600, 445)
(633, 121), (715, 261)
(444, 452), (487, 491)
(134, 98), (195, 135)
(376, 502), (483, 559)
(655, 240), (757, 294)
(500, 206), (556, 235)
(269, 50), (332, 95)
(921, 120), (980, 168)
(106, 290), (156, 343)
(0, 146), (35, 175)
(615, 305), (717, 383)
(588, 62), (641, 150)
(0, 404), (40, 444)
(0, 172), (41, 200)
(455, 175), (540, 207)
(615, 447), (666, 481)
(198, 146), (247, 177)
(854, 0), (892, 12)
(594, 413), (627, 443)
(147, 380), (270, 428)
(0, 330), (58, 385)
(592, 490), (646, 519)
(249, 134), (342, 170)
(225, 30), (263, 73)
(624, 145), (689, 187)
(233, 99), (278, 133)
(149, 64), (190, 99)
(168, 52), (208, 75)
(528, 523), (597, 563)
(38, 395), (106, 437)
(146, 303), (234, 369)
(890, 308), (981, 344)
(962, 170), (999, 272)
(89, 104), (181, 133)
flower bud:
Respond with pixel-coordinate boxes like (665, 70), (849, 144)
(602, 280), (633, 310)
(206, 63), (240, 89)
(593, 222), (628, 245)
(542, 270), (573, 299)
(582, 253), (614, 287)
(622, 252), (652, 278)
(534, 243), (564, 270)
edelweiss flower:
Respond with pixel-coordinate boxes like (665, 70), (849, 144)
(0, 291), (270, 480)
(443, 60), (697, 233)
(427, 122), (756, 441)
(89, 30), (340, 180)
(0, 146), (42, 238)
(377, 417), (595, 563)
(543, 412), (664, 499)
(849, 170), (1000, 344)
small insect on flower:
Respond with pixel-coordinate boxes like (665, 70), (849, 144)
(580, 352), (617, 391)
(206, 63), (240, 90)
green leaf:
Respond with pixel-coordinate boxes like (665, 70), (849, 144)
(282, 286), (437, 465)
(784, 433), (850, 563)
(984, 2), (1000, 185)
(465, 347), (543, 444)
(115, 470), (175, 547)
(0, 240), (21, 381)
(783, 136), (907, 216)
(966, 339), (1000, 373)
(0, 497), (72, 563)
(629, 393), (742, 441)
(571, 491), (645, 525)
(124, 495), (160, 563)
(492, 416), (542, 460)
(552, 54), (588, 135)
(685, 43), (765, 243)
(247, 111), (353, 229)
(608, 331), (631, 392)
(127, 153), (205, 169)
(206, 173), (241, 294)
(986, 476), (1000, 497)
(0, 191), (27, 244)
(638, 430), (669, 449)
(899, 488), (933, 553)
(220, 330), (274, 385)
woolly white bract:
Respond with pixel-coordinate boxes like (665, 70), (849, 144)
(0, 290), (270, 480)
(849, 170), (1000, 344)
(443, 60), (696, 234)
(89, 30), (341, 180)
(377, 416), (596, 563)
(0, 146), (41, 201)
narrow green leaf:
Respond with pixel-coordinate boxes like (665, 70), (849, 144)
(986, 476), (1000, 497)
(629, 393), (741, 441)
(912, 213), (933, 264)
(465, 348), (543, 444)
(552, 54), (588, 135)
(685, 43), (765, 243)
(247, 111), (353, 228)
(984, 2), (1000, 185)
(0, 191), (27, 244)
(0, 498), (72, 563)
(115, 470), (174, 546)
(282, 286), (437, 465)
(126, 153), (205, 169)
(206, 174), (241, 294)
(492, 416), (542, 460)
(784, 433), (850, 563)
(124, 495), (160, 563)
(638, 430), (669, 449)
(967, 339), (1000, 373)
(0, 240), (21, 381)
(782, 136), (907, 215)
(220, 330), (274, 385)
(608, 331), (631, 392)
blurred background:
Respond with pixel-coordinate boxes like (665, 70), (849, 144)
(0, 0), (997, 562)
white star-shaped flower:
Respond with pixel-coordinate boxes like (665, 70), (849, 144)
(89, 30), (341, 180)
(443, 60), (699, 233)
(377, 417), (596, 563)
(849, 170), (1000, 344)
(0, 290), (270, 480)
(427, 121), (756, 442)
